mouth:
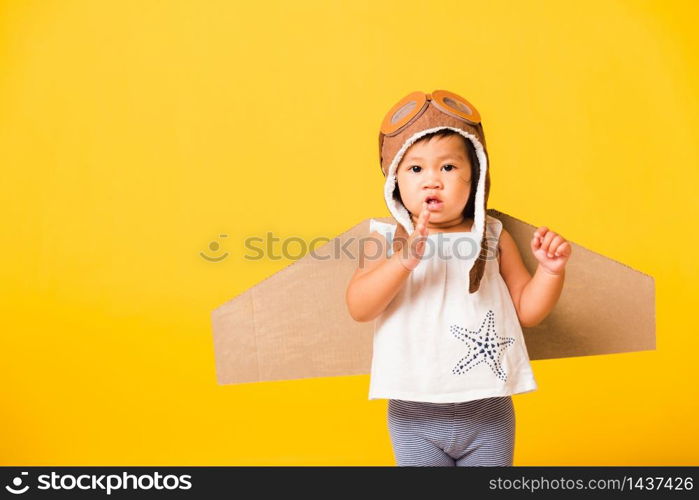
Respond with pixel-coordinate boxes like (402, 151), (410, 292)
(424, 195), (444, 211)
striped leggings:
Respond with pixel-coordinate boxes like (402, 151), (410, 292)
(387, 396), (515, 466)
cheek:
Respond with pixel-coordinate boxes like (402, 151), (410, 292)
(396, 173), (416, 189)
(395, 170), (405, 185)
(447, 177), (471, 196)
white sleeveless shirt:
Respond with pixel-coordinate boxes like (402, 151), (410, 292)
(368, 214), (538, 403)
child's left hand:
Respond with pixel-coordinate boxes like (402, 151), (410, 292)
(531, 227), (571, 275)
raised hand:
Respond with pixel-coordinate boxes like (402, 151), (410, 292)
(397, 201), (431, 271)
(531, 226), (572, 275)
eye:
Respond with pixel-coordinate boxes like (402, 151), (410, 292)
(409, 165), (421, 173)
(443, 164), (456, 171)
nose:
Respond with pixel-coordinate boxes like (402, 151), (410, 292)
(422, 171), (443, 189)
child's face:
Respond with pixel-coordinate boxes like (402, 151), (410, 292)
(395, 135), (473, 225)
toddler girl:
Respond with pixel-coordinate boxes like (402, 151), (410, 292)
(346, 90), (571, 466)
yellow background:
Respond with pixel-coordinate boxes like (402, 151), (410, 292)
(1, 0), (697, 465)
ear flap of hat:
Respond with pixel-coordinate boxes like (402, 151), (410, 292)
(466, 129), (491, 294)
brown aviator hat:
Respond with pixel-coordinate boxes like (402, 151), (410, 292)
(378, 89), (491, 293)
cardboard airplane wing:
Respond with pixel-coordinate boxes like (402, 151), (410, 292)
(211, 209), (655, 385)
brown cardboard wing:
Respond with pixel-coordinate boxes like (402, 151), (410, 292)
(211, 209), (655, 385)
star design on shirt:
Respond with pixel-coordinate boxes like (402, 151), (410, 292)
(450, 309), (515, 381)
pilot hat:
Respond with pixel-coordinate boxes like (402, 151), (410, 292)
(378, 90), (491, 293)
